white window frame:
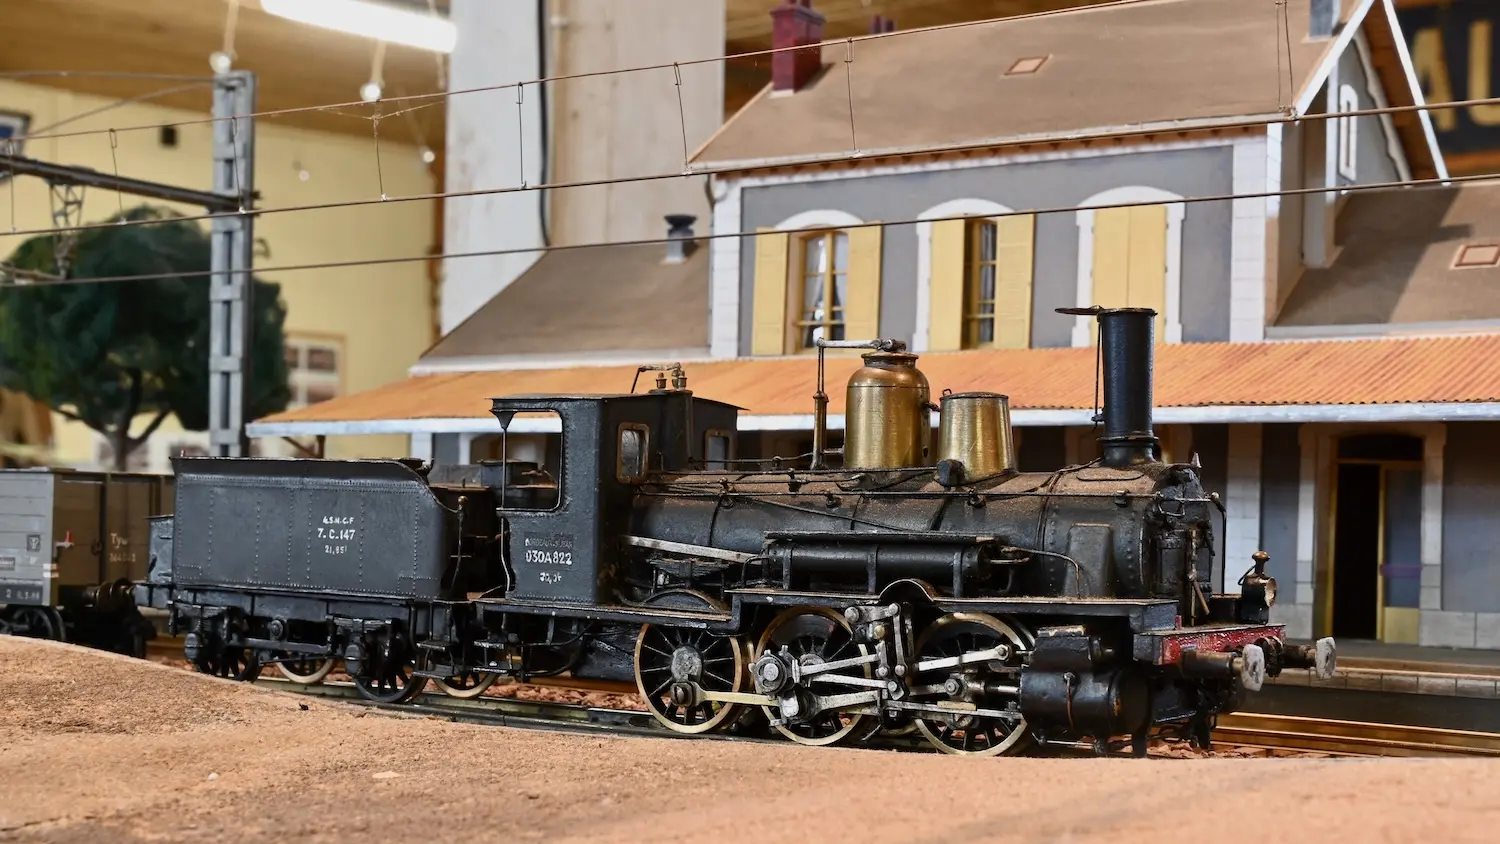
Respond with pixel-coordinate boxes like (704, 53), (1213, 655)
(1337, 83), (1359, 182)
(1071, 186), (1186, 347)
(913, 198), (1016, 353)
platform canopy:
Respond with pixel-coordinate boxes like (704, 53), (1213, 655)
(247, 333), (1500, 439)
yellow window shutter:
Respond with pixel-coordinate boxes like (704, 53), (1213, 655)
(843, 225), (883, 341)
(927, 219), (966, 351)
(1089, 207), (1133, 346)
(1124, 204), (1169, 343)
(751, 228), (791, 356)
(992, 214), (1035, 349)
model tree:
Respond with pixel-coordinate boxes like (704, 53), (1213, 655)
(0, 205), (292, 470)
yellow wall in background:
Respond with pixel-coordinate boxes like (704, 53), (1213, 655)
(0, 79), (438, 467)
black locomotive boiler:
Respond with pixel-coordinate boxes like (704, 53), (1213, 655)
(136, 307), (1336, 756)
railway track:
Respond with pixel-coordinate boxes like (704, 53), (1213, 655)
(153, 637), (1500, 759)
(1214, 713), (1500, 758)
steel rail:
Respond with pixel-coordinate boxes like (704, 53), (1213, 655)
(1214, 712), (1500, 758)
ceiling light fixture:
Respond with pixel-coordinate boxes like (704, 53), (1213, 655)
(260, 0), (457, 54)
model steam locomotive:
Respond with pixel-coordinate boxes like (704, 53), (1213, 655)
(126, 306), (1334, 756)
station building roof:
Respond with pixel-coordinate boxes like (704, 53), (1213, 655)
(690, 0), (1444, 180)
(1274, 182), (1500, 335)
(249, 333), (1500, 438)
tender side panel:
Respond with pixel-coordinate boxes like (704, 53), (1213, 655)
(171, 459), (449, 599)
(0, 472), (54, 606)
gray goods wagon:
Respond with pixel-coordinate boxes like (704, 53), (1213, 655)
(0, 468), (171, 655)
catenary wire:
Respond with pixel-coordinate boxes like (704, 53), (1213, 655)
(6, 0), (1182, 145)
(0, 94), (1485, 243)
(5, 169), (1498, 289)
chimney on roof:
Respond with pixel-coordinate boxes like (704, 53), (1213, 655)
(664, 214), (698, 264)
(1309, 0), (1337, 40)
(869, 15), (896, 33)
(771, 0), (826, 95)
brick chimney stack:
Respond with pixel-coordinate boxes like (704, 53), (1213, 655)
(771, 0), (826, 95)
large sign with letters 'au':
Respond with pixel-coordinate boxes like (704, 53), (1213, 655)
(1400, 0), (1500, 167)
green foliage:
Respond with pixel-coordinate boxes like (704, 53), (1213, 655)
(0, 205), (291, 467)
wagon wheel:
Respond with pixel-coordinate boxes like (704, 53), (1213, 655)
(910, 613), (1032, 757)
(8, 606), (65, 641)
(754, 606), (872, 746)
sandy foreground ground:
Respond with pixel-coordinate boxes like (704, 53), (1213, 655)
(2, 637), (1498, 844)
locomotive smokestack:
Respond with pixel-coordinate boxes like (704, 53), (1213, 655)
(1058, 306), (1159, 467)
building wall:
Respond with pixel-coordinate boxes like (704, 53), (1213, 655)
(0, 79), (438, 469)
(442, 0), (725, 335)
(1258, 423), (1303, 607)
(1441, 423), (1500, 625)
(734, 144), (1236, 356)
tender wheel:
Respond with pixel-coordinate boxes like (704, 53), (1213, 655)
(634, 623), (747, 734)
(911, 613), (1032, 757)
(353, 631), (428, 704)
(276, 655), (337, 685)
(434, 668), (499, 699)
(754, 606), (871, 746)
(194, 646), (263, 682)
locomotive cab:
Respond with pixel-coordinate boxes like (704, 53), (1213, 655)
(488, 390), (740, 606)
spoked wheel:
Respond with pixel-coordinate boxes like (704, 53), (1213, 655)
(194, 646), (263, 682)
(433, 668), (499, 700)
(8, 606), (64, 641)
(353, 630), (428, 704)
(911, 613), (1032, 757)
(276, 655), (337, 685)
(755, 606), (872, 747)
(634, 623), (747, 734)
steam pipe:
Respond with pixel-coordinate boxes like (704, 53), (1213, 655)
(811, 338), (906, 470)
(1057, 306), (1159, 468)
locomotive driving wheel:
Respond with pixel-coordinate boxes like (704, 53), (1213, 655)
(754, 606), (872, 746)
(633, 623), (747, 734)
(911, 613), (1032, 757)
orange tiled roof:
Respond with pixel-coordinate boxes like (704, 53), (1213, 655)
(256, 334), (1500, 426)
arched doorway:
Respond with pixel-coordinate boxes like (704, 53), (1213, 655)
(1328, 433), (1424, 643)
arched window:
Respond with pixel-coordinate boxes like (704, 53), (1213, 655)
(794, 229), (849, 349)
(1072, 186), (1185, 347)
(915, 199), (1034, 352)
(750, 210), (880, 356)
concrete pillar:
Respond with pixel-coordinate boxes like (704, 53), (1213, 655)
(440, 0), (725, 335)
(1223, 424), (1264, 592)
(441, 0), (546, 334)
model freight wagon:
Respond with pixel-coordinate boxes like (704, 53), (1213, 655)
(0, 468), (172, 655)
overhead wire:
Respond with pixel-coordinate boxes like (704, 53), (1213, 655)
(0, 94), (1491, 242)
(6, 169), (1499, 289)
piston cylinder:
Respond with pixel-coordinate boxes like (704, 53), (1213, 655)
(843, 350), (930, 470)
(935, 392), (1016, 482)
